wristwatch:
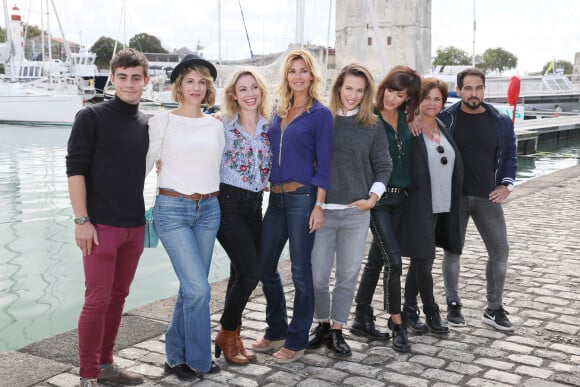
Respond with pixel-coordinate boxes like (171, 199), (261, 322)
(74, 215), (90, 225)
(315, 201), (326, 210)
(502, 182), (514, 192)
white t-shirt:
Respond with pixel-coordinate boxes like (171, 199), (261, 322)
(147, 111), (225, 195)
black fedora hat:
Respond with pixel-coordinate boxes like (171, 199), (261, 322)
(170, 54), (217, 83)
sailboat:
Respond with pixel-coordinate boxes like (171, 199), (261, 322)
(0, 1), (86, 126)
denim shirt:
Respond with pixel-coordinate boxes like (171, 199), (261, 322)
(220, 114), (272, 192)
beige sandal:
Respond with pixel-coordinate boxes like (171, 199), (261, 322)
(272, 347), (305, 363)
(251, 337), (285, 353)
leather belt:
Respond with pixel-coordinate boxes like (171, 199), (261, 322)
(159, 188), (219, 200)
(386, 186), (405, 194)
(270, 181), (305, 193)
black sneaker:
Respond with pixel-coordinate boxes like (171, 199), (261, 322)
(482, 307), (514, 332)
(447, 302), (466, 327)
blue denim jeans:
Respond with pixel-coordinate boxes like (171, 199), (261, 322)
(312, 207), (370, 325)
(443, 195), (509, 310)
(258, 185), (317, 351)
(153, 194), (220, 373)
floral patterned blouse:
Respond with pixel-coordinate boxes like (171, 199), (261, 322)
(220, 114), (272, 192)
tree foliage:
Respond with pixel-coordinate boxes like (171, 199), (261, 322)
(542, 59), (573, 75)
(432, 46), (472, 69)
(479, 47), (518, 74)
(24, 24), (42, 38)
(129, 33), (167, 53)
(0, 27), (5, 42)
(90, 36), (125, 70)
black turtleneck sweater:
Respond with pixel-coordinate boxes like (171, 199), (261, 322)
(66, 97), (149, 227)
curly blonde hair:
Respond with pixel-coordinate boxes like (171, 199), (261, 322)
(275, 49), (325, 119)
(221, 67), (272, 122)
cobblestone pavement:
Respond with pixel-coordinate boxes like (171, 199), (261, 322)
(4, 165), (580, 387)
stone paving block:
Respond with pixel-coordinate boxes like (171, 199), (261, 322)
(342, 376), (387, 386)
(549, 343), (580, 355)
(266, 370), (302, 385)
(523, 378), (570, 387)
(205, 369), (259, 387)
(553, 372), (580, 386)
(490, 340), (534, 354)
(438, 348), (475, 362)
(506, 353), (543, 367)
(445, 361), (483, 375)
(296, 378), (337, 387)
(405, 342), (439, 356)
(505, 335), (543, 347)
(139, 351), (166, 365)
(514, 364), (554, 379)
(473, 358), (514, 371)
(332, 361), (381, 378)
(522, 319), (543, 328)
(465, 377), (515, 386)
(545, 322), (580, 335)
(409, 354), (446, 368)
(130, 363), (165, 378)
(482, 369), (521, 385)
(134, 339), (165, 354)
(379, 371), (429, 387)
(422, 368), (464, 384)
(302, 366), (348, 382)
(46, 373), (80, 387)
(471, 329), (506, 340)
(384, 360), (425, 374)
(118, 346), (150, 360)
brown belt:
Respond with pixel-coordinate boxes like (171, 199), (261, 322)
(270, 181), (305, 193)
(158, 188), (219, 200)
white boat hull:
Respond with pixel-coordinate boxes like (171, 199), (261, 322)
(0, 93), (83, 126)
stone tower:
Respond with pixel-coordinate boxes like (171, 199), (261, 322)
(335, 0), (431, 79)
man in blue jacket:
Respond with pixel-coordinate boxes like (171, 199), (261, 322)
(438, 68), (517, 332)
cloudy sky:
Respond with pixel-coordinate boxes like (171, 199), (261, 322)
(3, 0), (579, 73)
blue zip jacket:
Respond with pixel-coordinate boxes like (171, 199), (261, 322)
(438, 101), (517, 187)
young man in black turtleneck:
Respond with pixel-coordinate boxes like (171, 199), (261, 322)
(66, 48), (150, 387)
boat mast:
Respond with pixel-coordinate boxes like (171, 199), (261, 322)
(296, 0), (304, 47)
(238, 0), (254, 62)
(218, 0), (222, 63)
(366, 0), (389, 72)
(472, 0), (476, 67)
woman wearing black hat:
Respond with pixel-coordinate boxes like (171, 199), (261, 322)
(146, 54), (224, 380)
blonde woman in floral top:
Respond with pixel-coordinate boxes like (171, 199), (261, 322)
(214, 67), (272, 366)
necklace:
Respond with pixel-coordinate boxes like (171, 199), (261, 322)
(417, 117), (439, 143)
(281, 102), (307, 130)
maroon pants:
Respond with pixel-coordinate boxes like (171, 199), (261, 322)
(78, 224), (144, 378)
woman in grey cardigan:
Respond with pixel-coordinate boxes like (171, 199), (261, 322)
(400, 78), (463, 335)
(306, 63), (392, 357)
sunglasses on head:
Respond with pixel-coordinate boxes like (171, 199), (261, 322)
(436, 145), (448, 165)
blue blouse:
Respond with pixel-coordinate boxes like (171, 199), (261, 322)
(220, 114), (272, 192)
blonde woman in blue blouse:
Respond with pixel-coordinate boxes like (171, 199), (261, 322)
(214, 67), (273, 365)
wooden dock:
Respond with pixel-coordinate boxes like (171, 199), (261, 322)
(515, 115), (580, 154)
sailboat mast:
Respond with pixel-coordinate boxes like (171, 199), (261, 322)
(296, 0), (304, 47)
(472, 0), (476, 67)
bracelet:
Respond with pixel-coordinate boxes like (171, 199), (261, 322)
(315, 201), (326, 210)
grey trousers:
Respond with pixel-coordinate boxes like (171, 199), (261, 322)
(443, 195), (509, 310)
(311, 207), (371, 325)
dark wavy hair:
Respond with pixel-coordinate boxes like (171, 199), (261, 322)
(375, 65), (421, 122)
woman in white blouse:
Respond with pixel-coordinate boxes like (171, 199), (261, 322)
(146, 54), (224, 381)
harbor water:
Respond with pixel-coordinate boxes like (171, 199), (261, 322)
(0, 123), (579, 352)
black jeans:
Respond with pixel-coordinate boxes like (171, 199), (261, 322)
(355, 192), (405, 315)
(403, 214), (439, 315)
(217, 183), (263, 330)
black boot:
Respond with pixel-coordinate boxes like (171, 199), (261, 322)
(349, 305), (389, 340)
(402, 304), (429, 335)
(425, 304), (449, 334)
(327, 329), (352, 357)
(391, 321), (411, 353)
(307, 322), (331, 349)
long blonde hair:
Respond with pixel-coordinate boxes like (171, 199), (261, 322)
(221, 67), (272, 122)
(275, 49), (325, 119)
(329, 63), (377, 128)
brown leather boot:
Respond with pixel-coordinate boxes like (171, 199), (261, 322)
(215, 328), (249, 365)
(236, 325), (257, 361)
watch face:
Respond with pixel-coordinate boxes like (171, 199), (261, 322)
(74, 216), (89, 224)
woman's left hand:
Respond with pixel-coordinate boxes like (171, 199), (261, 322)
(309, 206), (324, 233)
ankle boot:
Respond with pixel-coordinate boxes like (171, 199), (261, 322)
(307, 322), (331, 349)
(327, 329), (352, 357)
(236, 325), (256, 361)
(425, 304), (449, 334)
(349, 305), (389, 340)
(402, 304), (429, 335)
(391, 321), (411, 353)
(215, 328), (249, 365)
